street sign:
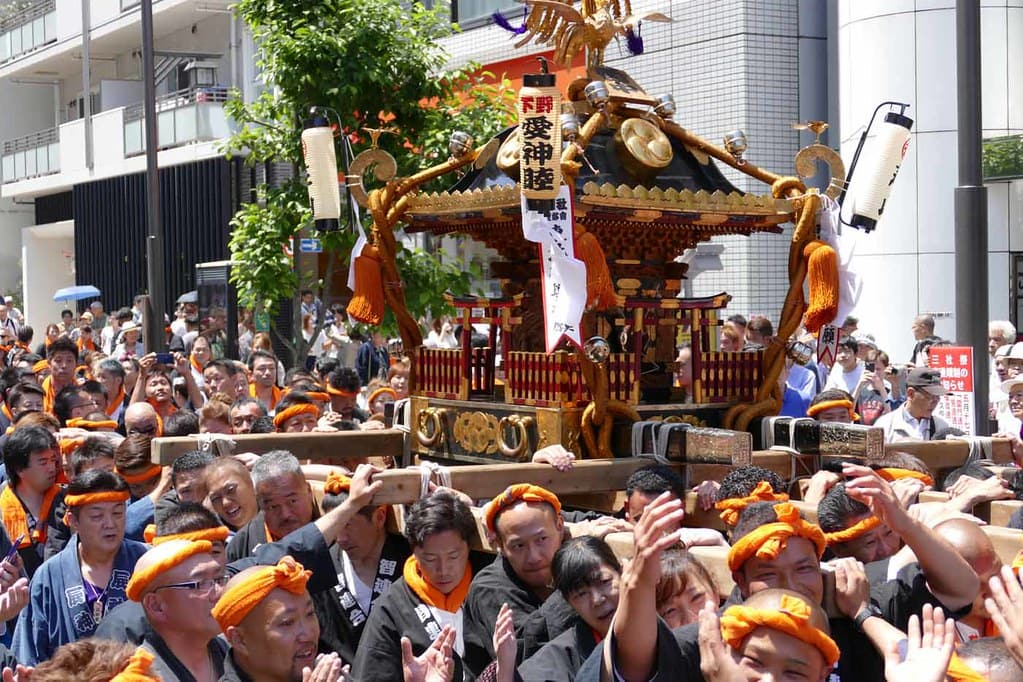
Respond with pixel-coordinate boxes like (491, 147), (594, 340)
(929, 346), (975, 435)
(299, 238), (323, 253)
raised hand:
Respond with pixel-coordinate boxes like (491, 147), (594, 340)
(401, 625), (456, 682)
(493, 603), (516, 682)
(985, 565), (1023, 668)
(883, 604), (953, 682)
(698, 602), (743, 681)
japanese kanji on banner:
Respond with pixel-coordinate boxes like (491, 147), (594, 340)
(521, 185), (586, 353)
(928, 346), (975, 435)
(518, 83), (562, 200)
(817, 324), (840, 367)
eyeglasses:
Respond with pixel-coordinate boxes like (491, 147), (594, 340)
(71, 400), (98, 410)
(154, 576), (229, 595)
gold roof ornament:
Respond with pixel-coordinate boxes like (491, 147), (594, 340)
(515, 0), (671, 70)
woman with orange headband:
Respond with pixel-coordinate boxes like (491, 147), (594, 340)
(11, 470), (147, 665)
(352, 491), (491, 682)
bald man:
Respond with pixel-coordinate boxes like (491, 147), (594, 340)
(124, 402), (160, 438)
(215, 559), (342, 682)
(956, 636), (1023, 681)
(128, 539), (228, 680)
(934, 518), (1002, 643)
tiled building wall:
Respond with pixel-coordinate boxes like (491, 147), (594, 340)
(438, 0), (825, 330)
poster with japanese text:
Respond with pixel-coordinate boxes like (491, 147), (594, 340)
(928, 346), (974, 435)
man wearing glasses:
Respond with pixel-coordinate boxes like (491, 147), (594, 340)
(125, 538), (229, 681)
(873, 367), (950, 442)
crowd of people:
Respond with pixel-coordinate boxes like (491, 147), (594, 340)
(0, 294), (1016, 681)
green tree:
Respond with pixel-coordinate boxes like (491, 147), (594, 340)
(225, 0), (514, 366)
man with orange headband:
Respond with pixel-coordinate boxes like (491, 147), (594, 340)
(226, 451), (318, 562)
(353, 491), (490, 681)
(465, 483), (584, 662)
(125, 539), (229, 681)
(1, 426), (63, 576)
(214, 556), (343, 682)
(326, 367), (370, 424)
(818, 464), (981, 628)
(698, 588), (839, 681)
(272, 392), (320, 433)
(11, 470), (147, 665)
(712, 465), (789, 532)
(806, 388), (858, 423)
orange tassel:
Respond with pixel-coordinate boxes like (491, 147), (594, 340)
(575, 230), (618, 311)
(802, 240), (839, 333)
(346, 244), (385, 325)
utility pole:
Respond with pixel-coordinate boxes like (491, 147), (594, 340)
(954, 0), (988, 434)
(141, 0), (167, 352)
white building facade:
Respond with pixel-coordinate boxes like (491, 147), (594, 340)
(0, 0), (253, 326)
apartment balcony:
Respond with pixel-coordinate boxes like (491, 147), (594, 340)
(0, 0), (56, 65)
(123, 86), (230, 156)
(1, 85), (233, 198)
(1, 127), (59, 184)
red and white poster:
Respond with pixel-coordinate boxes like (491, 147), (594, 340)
(928, 346), (974, 435)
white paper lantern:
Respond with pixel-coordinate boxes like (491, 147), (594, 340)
(301, 120), (341, 232)
(840, 111), (913, 232)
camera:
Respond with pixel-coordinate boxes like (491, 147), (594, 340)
(865, 362), (875, 372)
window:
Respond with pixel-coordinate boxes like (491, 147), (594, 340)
(453, 0), (517, 26)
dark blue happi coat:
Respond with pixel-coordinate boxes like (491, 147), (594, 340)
(11, 534), (147, 665)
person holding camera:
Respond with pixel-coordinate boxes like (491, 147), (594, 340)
(853, 352), (897, 426)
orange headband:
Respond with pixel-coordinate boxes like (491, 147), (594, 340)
(946, 653), (989, 682)
(110, 648), (158, 682)
(327, 387), (358, 397)
(32, 360), (48, 373)
(806, 399), (858, 421)
(143, 524), (230, 545)
(714, 481), (790, 526)
(728, 502), (826, 572)
(272, 403), (320, 430)
(485, 484), (562, 534)
(59, 437), (87, 457)
(823, 515), (882, 546)
(125, 540), (214, 601)
(875, 468), (934, 487)
(720, 594), (839, 667)
(367, 387), (397, 405)
(211, 556), (311, 632)
(64, 490), (130, 508)
(117, 464), (163, 485)
(305, 391), (330, 403)
(324, 471), (352, 495)
(66, 417), (118, 430)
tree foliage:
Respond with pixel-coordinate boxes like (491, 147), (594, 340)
(225, 0), (515, 361)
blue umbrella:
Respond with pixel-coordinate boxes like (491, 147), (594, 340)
(52, 285), (101, 302)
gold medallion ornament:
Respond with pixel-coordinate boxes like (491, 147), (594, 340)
(616, 118), (673, 170)
(452, 411), (501, 454)
(497, 134), (522, 174)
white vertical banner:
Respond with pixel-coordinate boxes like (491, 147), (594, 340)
(521, 185), (586, 353)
